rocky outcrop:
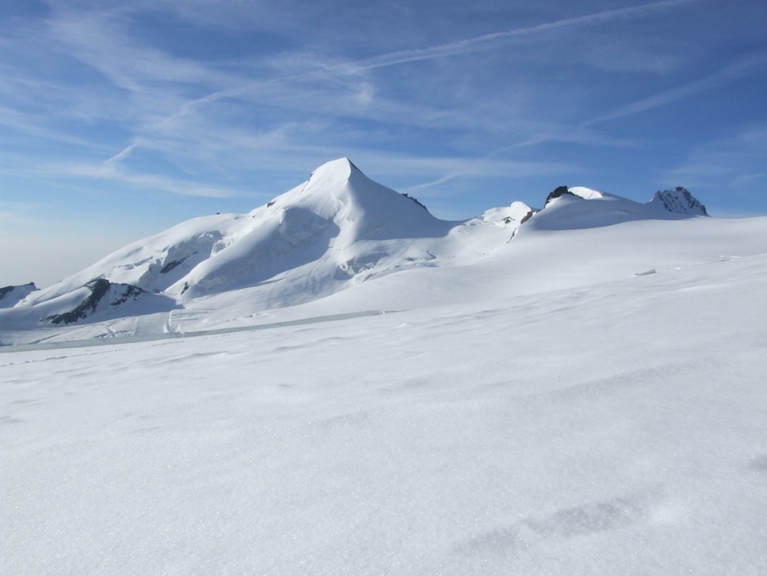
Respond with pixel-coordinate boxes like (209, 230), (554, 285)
(0, 282), (38, 309)
(482, 201), (535, 230)
(544, 185), (579, 207)
(401, 193), (429, 211)
(47, 279), (148, 325)
(651, 187), (708, 216)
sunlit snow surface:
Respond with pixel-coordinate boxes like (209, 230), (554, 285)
(3, 249), (767, 574)
(2, 161), (767, 573)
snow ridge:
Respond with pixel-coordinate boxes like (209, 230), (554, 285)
(0, 282), (37, 309)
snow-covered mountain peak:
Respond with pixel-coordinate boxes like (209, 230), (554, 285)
(544, 185), (610, 207)
(482, 201), (535, 229)
(262, 157), (436, 229)
(289, 157), (359, 207)
(0, 159), (460, 328)
(526, 183), (712, 232)
(0, 158), (728, 340)
(308, 156), (359, 182)
(569, 186), (606, 200)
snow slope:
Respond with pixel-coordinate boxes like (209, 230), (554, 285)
(0, 282), (36, 309)
(30, 157), (453, 302)
(0, 159), (469, 337)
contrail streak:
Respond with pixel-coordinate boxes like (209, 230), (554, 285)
(342, 0), (701, 73)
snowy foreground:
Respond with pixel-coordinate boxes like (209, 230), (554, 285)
(3, 249), (767, 574)
(2, 159), (767, 574)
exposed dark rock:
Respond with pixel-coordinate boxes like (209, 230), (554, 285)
(503, 209), (534, 225)
(544, 186), (576, 207)
(0, 282), (36, 302)
(0, 282), (38, 310)
(652, 186), (708, 216)
(110, 284), (145, 306)
(519, 209), (534, 225)
(48, 279), (111, 325)
(160, 256), (188, 274)
(402, 193), (429, 212)
(47, 279), (147, 325)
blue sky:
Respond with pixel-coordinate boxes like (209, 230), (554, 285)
(2, 0), (766, 288)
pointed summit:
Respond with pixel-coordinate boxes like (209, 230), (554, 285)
(289, 158), (446, 242)
(309, 157), (359, 181)
(6, 158), (455, 317)
(651, 187), (708, 216)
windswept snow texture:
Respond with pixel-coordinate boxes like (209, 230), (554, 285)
(2, 249), (767, 575)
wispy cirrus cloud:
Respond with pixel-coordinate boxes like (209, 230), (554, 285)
(584, 51), (767, 126)
(55, 161), (241, 199)
(656, 123), (767, 216)
(3, 0), (766, 288)
(86, 0), (706, 177)
(1, 0), (763, 213)
(331, 0), (702, 74)
(663, 124), (767, 185)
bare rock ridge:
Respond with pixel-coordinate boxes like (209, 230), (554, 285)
(651, 186), (709, 216)
(46, 279), (171, 325)
(544, 185), (576, 207)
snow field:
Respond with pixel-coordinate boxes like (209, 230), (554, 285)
(2, 253), (767, 575)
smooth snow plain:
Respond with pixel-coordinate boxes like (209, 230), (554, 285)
(3, 251), (767, 575)
(2, 160), (767, 574)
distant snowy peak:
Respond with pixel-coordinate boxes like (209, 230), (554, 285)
(569, 186), (605, 200)
(0, 282), (38, 309)
(0, 158), (461, 329)
(532, 184), (708, 232)
(0, 158), (716, 333)
(524, 183), (711, 232)
(544, 185), (608, 207)
(269, 157), (442, 236)
(482, 201), (534, 228)
(651, 187), (709, 216)
(542, 184), (707, 217)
